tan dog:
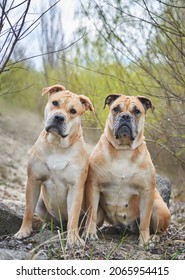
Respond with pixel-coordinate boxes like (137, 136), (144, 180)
(84, 94), (170, 246)
(14, 85), (95, 245)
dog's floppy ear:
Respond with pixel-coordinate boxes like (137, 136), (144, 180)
(42, 84), (66, 96)
(137, 96), (155, 113)
(79, 95), (95, 115)
(103, 94), (121, 109)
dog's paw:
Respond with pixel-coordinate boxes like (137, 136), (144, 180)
(147, 234), (161, 250)
(138, 234), (160, 250)
(138, 231), (150, 248)
(66, 233), (85, 248)
(32, 215), (44, 230)
(138, 237), (148, 248)
(14, 228), (32, 240)
(82, 232), (98, 241)
(138, 239), (145, 248)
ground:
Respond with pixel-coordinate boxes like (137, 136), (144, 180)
(0, 103), (184, 260)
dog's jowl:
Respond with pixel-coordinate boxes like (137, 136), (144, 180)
(84, 94), (170, 246)
(14, 84), (95, 246)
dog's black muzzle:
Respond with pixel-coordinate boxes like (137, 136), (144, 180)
(113, 113), (138, 141)
(45, 113), (68, 138)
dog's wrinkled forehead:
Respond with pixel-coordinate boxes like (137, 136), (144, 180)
(111, 96), (144, 112)
(104, 94), (154, 113)
(49, 90), (77, 104)
(42, 84), (95, 118)
(45, 91), (84, 118)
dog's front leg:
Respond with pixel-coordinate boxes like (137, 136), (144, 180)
(139, 187), (155, 247)
(66, 180), (85, 246)
(14, 175), (41, 239)
(83, 176), (100, 241)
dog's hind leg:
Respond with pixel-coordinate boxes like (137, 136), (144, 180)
(35, 195), (64, 230)
(150, 190), (171, 234)
(97, 205), (105, 228)
(35, 194), (52, 221)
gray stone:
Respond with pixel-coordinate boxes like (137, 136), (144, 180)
(156, 174), (171, 206)
(0, 249), (31, 260)
(0, 248), (48, 260)
(0, 202), (22, 235)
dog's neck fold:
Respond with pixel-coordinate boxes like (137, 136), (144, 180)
(44, 125), (83, 148)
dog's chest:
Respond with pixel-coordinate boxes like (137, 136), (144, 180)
(99, 158), (141, 226)
(47, 153), (69, 172)
(45, 150), (80, 184)
(100, 183), (139, 224)
(40, 147), (85, 220)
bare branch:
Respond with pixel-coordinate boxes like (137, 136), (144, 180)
(5, 29), (87, 70)
(0, 0), (31, 74)
(0, 0), (60, 75)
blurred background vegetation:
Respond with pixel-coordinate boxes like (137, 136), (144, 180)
(0, 0), (185, 198)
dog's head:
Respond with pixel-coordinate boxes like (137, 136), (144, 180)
(104, 94), (154, 149)
(42, 85), (95, 144)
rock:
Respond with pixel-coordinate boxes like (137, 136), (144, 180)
(0, 249), (31, 260)
(0, 229), (51, 259)
(156, 174), (171, 206)
(0, 248), (48, 260)
(0, 202), (22, 235)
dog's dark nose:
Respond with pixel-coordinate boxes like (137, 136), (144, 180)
(54, 115), (65, 122)
(121, 113), (131, 121)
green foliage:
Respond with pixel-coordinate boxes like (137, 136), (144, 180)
(68, 61), (133, 126)
(0, 61), (46, 113)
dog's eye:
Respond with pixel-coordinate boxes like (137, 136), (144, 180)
(133, 107), (141, 116)
(70, 108), (77, 114)
(52, 101), (59, 106)
(113, 106), (120, 113)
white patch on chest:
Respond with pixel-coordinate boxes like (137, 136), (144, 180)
(44, 146), (82, 186)
(46, 153), (69, 171)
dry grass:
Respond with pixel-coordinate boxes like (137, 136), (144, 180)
(1, 216), (184, 260)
